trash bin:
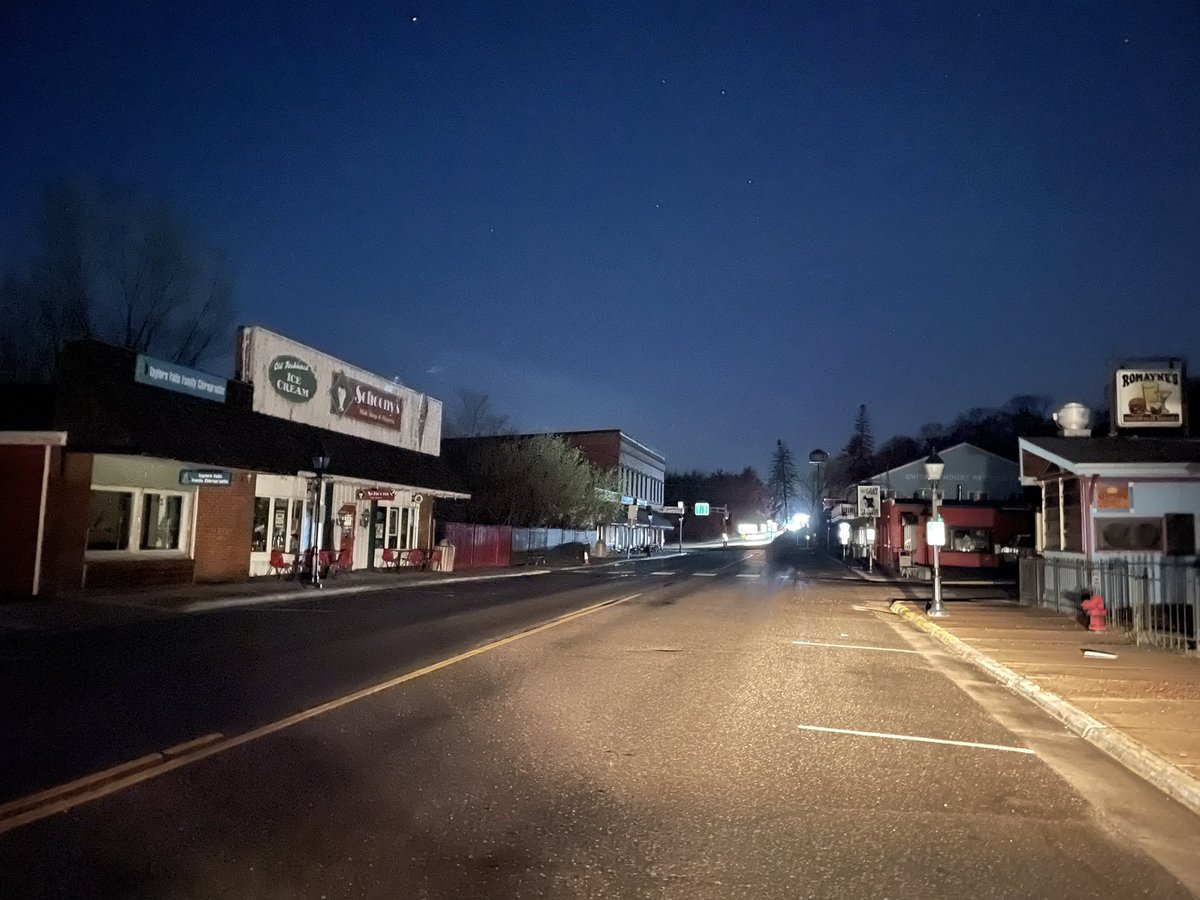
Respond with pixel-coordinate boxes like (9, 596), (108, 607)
(437, 539), (455, 572)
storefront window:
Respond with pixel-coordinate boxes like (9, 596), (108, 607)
(949, 528), (991, 553)
(251, 496), (307, 553)
(139, 493), (183, 550)
(386, 508), (399, 549)
(88, 490), (133, 551)
(289, 500), (304, 552)
(251, 498), (270, 552)
(383, 507), (415, 549)
(271, 498), (289, 549)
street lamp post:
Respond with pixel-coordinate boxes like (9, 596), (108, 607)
(311, 453), (331, 588)
(808, 449), (828, 545)
(924, 451), (947, 617)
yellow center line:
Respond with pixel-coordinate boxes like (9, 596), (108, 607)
(0, 591), (642, 835)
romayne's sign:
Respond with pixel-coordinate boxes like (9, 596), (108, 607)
(1114, 368), (1184, 429)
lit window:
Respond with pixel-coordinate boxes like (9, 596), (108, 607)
(140, 493), (183, 550)
(949, 528), (991, 553)
(88, 491), (133, 551)
(251, 498), (270, 552)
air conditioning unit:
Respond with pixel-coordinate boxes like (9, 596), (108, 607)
(1096, 517), (1163, 552)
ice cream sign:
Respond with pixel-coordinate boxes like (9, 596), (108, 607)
(329, 370), (403, 430)
(1115, 369), (1183, 429)
(270, 355), (318, 403)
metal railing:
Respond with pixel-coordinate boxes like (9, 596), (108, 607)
(1019, 556), (1200, 654)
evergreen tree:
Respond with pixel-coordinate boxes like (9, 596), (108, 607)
(767, 439), (799, 521)
(841, 404), (876, 484)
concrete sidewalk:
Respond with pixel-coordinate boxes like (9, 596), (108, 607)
(890, 598), (1200, 817)
(832, 553), (1016, 587)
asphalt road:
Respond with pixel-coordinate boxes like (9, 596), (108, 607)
(1, 545), (1197, 898)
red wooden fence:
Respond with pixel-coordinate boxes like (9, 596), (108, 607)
(441, 523), (512, 569)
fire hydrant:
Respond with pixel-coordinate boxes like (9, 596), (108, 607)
(1081, 593), (1107, 632)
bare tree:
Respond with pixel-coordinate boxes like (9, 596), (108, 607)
(0, 180), (235, 382)
(443, 389), (512, 437)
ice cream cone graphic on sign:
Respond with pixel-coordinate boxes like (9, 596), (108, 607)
(330, 372), (352, 416)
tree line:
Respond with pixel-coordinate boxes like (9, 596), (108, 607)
(767, 395), (1064, 518)
(1, 180), (235, 383)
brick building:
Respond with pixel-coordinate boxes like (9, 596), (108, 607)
(444, 429), (672, 551)
(0, 332), (466, 598)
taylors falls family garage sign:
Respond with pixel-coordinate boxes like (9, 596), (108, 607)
(237, 326), (442, 454)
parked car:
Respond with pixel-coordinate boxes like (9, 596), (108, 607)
(998, 534), (1035, 564)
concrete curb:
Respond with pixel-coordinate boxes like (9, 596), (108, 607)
(182, 569), (553, 614)
(889, 600), (1200, 818)
(181, 552), (693, 613)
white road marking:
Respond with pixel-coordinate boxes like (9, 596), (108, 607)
(791, 640), (919, 654)
(651, 571), (674, 575)
(736, 573), (757, 578)
(795, 724), (1034, 755)
(0, 591), (643, 835)
(162, 733), (224, 757)
(695, 573), (716, 577)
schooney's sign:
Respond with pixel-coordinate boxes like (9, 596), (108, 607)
(356, 487), (396, 501)
(270, 355), (318, 403)
(330, 370), (402, 431)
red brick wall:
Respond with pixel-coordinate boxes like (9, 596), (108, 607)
(560, 431), (621, 470)
(192, 469), (255, 583)
(41, 451), (92, 596)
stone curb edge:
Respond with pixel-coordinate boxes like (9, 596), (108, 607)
(180, 550), (694, 614)
(888, 600), (1200, 818)
(182, 569), (554, 613)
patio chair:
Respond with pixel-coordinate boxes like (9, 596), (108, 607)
(269, 549), (294, 579)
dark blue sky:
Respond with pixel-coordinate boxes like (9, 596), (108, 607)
(3, 1), (1198, 471)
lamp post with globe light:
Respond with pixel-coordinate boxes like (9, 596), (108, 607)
(924, 451), (947, 617)
(310, 452), (331, 587)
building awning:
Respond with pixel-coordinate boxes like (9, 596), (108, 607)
(1019, 436), (1200, 483)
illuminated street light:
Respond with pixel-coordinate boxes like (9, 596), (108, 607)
(924, 451), (947, 616)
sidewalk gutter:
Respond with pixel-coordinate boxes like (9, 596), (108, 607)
(889, 600), (1200, 818)
(181, 552), (692, 614)
(182, 569), (553, 614)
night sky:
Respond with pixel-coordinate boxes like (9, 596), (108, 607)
(3, 1), (1198, 472)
